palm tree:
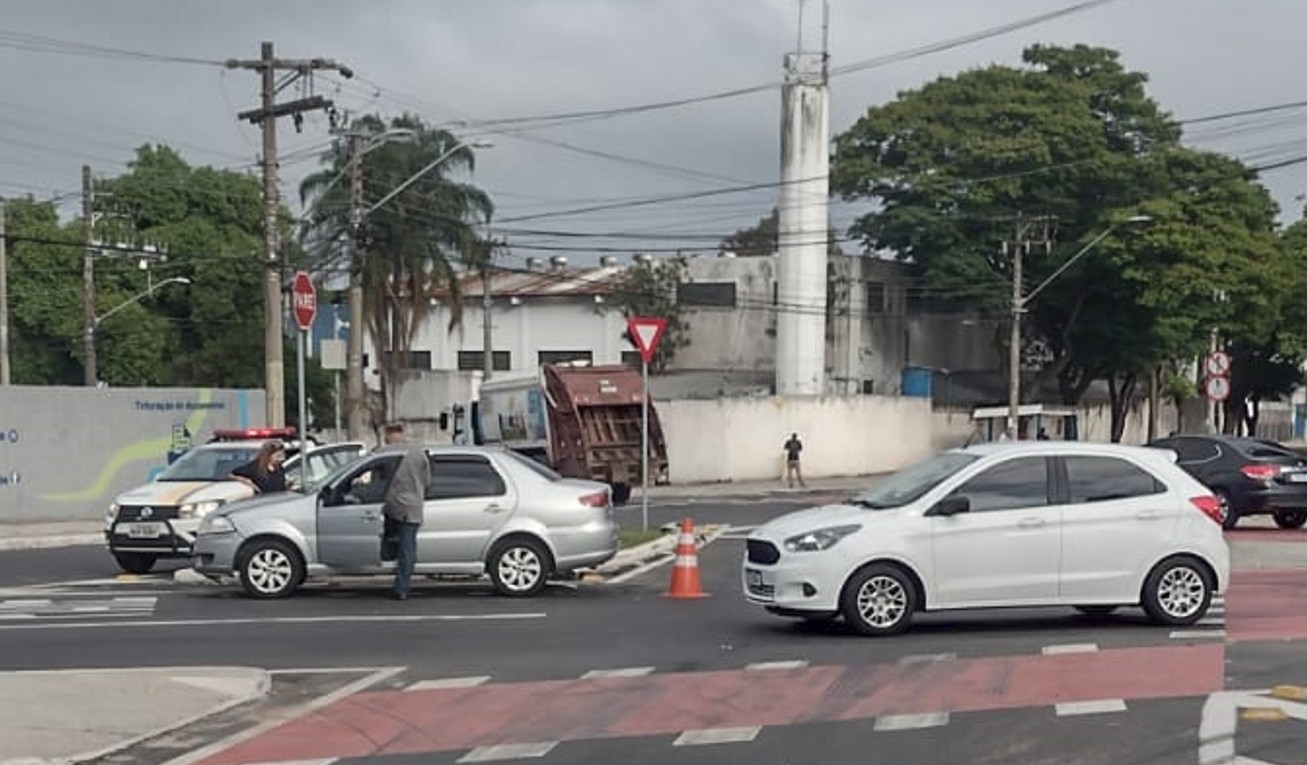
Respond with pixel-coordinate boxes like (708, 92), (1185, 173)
(300, 113), (493, 435)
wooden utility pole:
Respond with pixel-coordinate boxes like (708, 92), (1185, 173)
(81, 165), (96, 386)
(1003, 214), (1055, 441)
(226, 42), (352, 427)
(346, 131), (366, 439)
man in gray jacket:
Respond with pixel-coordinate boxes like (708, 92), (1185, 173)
(380, 422), (430, 600)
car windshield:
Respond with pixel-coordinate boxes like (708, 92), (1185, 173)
(501, 450), (563, 481)
(851, 451), (980, 509)
(156, 447), (259, 482)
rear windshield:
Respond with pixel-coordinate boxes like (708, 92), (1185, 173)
(157, 447), (258, 481)
(502, 450), (562, 481)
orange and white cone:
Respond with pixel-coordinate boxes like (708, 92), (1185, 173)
(665, 517), (709, 599)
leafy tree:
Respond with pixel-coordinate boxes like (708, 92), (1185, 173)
(607, 256), (690, 373)
(5, 196), (83, 383)
(300, 113), (492, 426)
(720, 208), (778, 257)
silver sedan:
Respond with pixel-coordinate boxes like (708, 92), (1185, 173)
(192, 445), (619, 598)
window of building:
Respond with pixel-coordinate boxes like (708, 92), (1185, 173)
(866, 282), (888, 314)
(1064, 457), (1165, 503)
(678, 281), (737, 308)
(457, 351), (511, 372)
(382, 351), (431, 370)
(539, 350), (593, 366)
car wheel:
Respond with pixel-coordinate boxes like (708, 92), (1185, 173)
(112, 552), (157, 575)
(1074, 605), (1118, 616)
(1214, 489), (1239, 530)
(488, 537), (552, 597)
(238, 539), (303, 599)
(1273, 509), (1307, 529)
(1141, 556), (1213, 626)
(840, 563), (917, 637)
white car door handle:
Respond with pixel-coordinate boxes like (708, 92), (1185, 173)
(362, 510), (379, 521)
(485, 504), (506, 513)
(1018, 517), (1046, 528)
(1135, 510), (1163, 520)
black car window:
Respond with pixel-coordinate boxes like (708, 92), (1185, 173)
(427, 455), (508, 500)
(1065, 456), (1164, 504)
(1163, 438), (1219, 463)
(1246, 446), (1302, 464)
(951, 457), (1049, 513)
(338, 456), (401, 506)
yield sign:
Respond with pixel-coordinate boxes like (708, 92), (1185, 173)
(627, 316), (667, 365)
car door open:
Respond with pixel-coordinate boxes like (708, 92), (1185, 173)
(316, 456), (401, 571)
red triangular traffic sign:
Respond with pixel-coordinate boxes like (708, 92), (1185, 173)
(627, 316), (667, 365)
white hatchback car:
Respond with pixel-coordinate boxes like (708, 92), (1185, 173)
(743, 442), (1230, 636)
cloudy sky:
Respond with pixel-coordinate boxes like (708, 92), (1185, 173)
(1, 0), (1305, 267)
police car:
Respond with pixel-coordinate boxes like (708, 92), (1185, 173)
(104, 428), (365, 574)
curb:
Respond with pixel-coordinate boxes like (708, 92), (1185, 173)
(587, 524), (725, 582)
(0, 534), (102, 552)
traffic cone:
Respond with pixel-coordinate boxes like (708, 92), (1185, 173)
(665, 517), (709, 599)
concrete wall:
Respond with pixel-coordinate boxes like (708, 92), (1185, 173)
(0, 386), (263, 523)
(659, 395), (973, 484)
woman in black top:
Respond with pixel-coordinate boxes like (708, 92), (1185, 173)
(231, 440), (288, 494)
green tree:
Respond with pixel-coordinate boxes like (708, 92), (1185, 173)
(719, 208), (778, 257)
(5, 196), (83, 383)
(607, 256), (690, 373)
(300, 113), (492, 424)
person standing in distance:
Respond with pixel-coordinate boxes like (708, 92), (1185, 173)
(380, 422), (430, 601)
(783, 432), (806, 489)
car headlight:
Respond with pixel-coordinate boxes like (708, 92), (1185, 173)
(783, 524), (862, 553)
(106, 502), (120, 522)
(197, 515), (236, 535)
(179, 500), (224, 519)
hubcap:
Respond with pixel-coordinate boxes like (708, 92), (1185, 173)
(856, 575), (907, 628)
(247, 548), (292, 593)
(498, 547), (542, 591)
(1157, 566), (1206, 618)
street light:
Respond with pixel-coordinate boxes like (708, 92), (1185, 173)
(1006, 215), (1152, 440)
(93, 276), (191, 327)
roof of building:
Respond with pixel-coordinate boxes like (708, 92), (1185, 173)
(429, 265), (626, 300)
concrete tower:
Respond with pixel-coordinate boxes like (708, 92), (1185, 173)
(775, 47), (830, 396)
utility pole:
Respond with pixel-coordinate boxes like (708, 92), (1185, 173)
(482, 221), (494, 381)
(81, 165), (96, 387)
(345, 131), (366, 440)
(226, 42), (352, 428)
(0, 198), (8, 386)
(1003, 214), (1055, 441)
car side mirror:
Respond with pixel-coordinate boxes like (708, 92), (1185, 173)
(927, 495), (970, 517)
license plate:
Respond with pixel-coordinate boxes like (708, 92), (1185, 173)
(746, 568), (763, 587)
(125, 522), (165, 539)
(1288, 473), (1307, 483)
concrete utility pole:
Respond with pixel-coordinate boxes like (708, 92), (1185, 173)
(1002, 214), (1056, 441)
(482, 220), (494, 381)
(81, 165), (97, 387)
(0, 198), (8, 386)
(775, 0), (831, 396)
(345, 131), (366, 440)
(226, 41), (352, 427)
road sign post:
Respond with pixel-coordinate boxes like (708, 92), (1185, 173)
(292, 271), (317, 490)
(627, 316), (667, 532)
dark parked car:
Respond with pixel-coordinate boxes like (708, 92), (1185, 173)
(1147, 435), (1307, 530)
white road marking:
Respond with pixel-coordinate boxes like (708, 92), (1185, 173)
(1170, 629), (1226, 639)
(898, 653), (957, 664)
(407, 676), (493, 690)
(240, 760), (337, 765)
(606, 553), (676, 585)
(673, 726), (762, 746)
(161, 667), (406, 765)
(580, 667), (655, 679)
(0, 612), (546, 632)
(457, 742), (558, 762)
(874, 712), (949, 731)
(1042, 643), (1099, 655)
(1195, 689), (1307, 765)
(1055, 699), (1127, 716)
(745, 660), (809, 671)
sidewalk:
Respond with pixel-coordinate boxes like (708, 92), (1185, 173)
(0, 475), (885, 552)
(0, 666), (268, 764)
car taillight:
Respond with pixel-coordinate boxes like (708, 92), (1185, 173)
(579, 491), (609, 508)
(1189, 495), (1224, 525)
(1241, 464), (1282, 482)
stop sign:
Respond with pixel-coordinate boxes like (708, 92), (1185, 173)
(292, 271), (317, 332)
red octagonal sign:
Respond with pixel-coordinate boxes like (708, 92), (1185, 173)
(292, 270), (317, 332)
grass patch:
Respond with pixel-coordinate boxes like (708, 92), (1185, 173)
(619, 528), (667, 549)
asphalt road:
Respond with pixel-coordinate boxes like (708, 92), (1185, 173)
(1, 499), (1304, 765)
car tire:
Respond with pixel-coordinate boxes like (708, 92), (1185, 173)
(237, 539), (304, 600)
(112, 552), (157, 575)
(1074, 605), (1118, 616)
(1215, 489), (1239, 530)
(488, 537), (552, 597)
(1141, 556), (1213, 627)
(839, 563), (918, 637)
(1273, 509), (1307, 529)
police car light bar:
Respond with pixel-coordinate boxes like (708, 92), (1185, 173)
(211, 427), (297, 441)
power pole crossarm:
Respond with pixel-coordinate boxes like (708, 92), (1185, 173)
(225, 41), (352, 428)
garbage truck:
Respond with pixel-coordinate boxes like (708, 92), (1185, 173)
(454, 363), (669, 504)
